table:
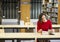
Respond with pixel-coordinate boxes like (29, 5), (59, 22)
(0, 25), (36, 33)
(0, 33), (60, 39)
(0, 25), (36, 28)
(0, 25), (60, 34)
(0, 25), (60, 42)
(0, 33), (60, 42)
(0, 25), (60, 28)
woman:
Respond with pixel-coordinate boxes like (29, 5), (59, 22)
(37, 13), (53, 42)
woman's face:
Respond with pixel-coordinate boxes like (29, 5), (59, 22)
(42, 15), (46, 20)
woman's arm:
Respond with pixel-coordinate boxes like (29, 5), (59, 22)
(38, 29), (42, 33)
(37, 21), (42, 33)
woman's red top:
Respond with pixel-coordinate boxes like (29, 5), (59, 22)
(37, 20), (52, 32)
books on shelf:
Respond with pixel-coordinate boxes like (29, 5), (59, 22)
(51, 18), (57, 23)
(54, 0), (58, 3)
(42, 0), (58, 24)
(49, 0), (53, 3)
(54, 4), (58, 7)
(47, 3), (52, 8)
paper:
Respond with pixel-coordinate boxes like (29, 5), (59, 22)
(42, 31), (48, 35)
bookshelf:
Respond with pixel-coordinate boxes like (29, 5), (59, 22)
(42, 0), (58, 24)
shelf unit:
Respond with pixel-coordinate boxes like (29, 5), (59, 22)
(42, 0), (58, 24)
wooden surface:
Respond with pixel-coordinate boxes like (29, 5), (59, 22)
(0, 33), (60, 39)
(0, 25), (60, 28)
(37, 33), (60, 39)
(52, 25), (60, 28)
(0, 25), (36, 28)
(0, 33), (35, 39)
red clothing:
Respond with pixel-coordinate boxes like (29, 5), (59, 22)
(37, 20), (52, 32)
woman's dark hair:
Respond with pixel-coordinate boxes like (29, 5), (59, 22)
(39, 13), (48, 22)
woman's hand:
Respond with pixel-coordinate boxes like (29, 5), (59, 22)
(38, 29), (42, 34)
